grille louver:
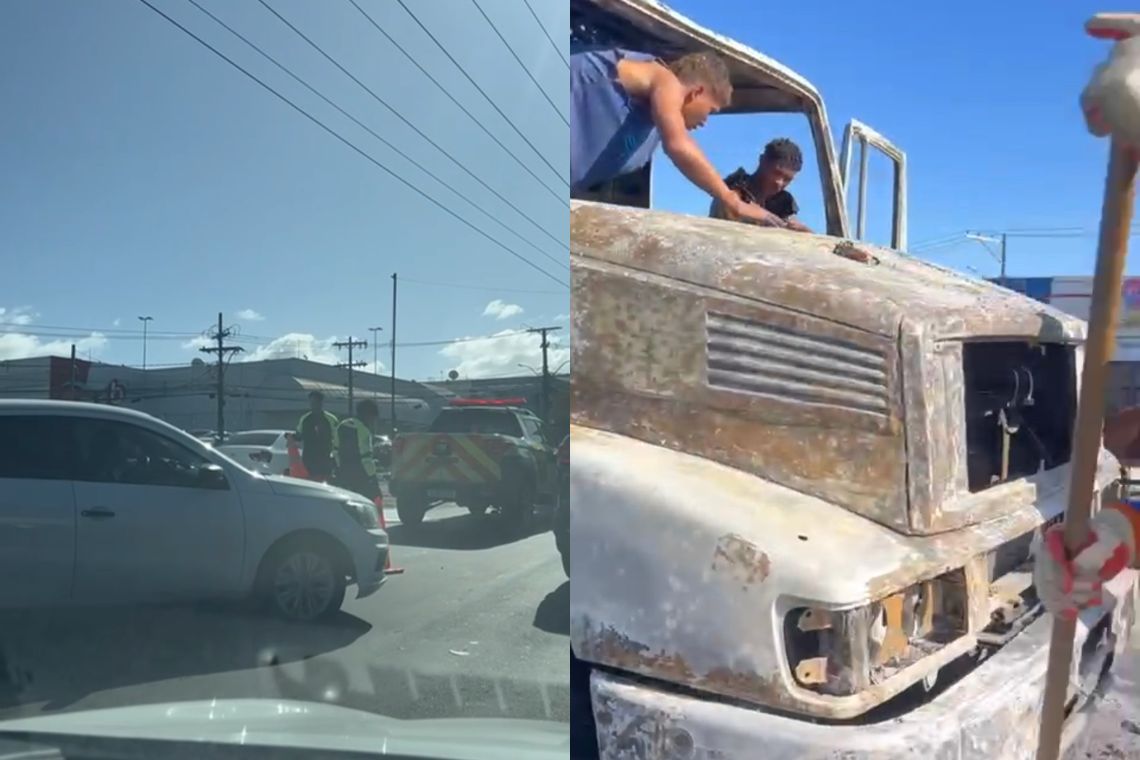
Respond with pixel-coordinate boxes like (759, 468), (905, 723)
(706, 312), (889, 415)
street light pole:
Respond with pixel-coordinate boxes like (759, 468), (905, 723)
(368, 327), (383, 374)
(965, 232), (1007, 286)
(138, 316), (153, 369)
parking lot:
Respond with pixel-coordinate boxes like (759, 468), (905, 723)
(0, 495), (569, 729)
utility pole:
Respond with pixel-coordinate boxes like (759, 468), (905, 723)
(334, 337), (367, 416)
(138, 316), (153, 370)
(69, 343), (77, 401)
(199, 312), (243, 439)
(966, 231), (1008, 286)
(526, 326), (561, 425)
(390, 273), (398, 437)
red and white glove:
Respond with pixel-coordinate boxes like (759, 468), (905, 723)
(1032, 506), (1136, 621)
(1080, 14), (1140, 154)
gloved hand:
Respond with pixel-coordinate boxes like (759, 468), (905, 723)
(1080, 14), (1140, 153)
(1032, 506), (1136, 620)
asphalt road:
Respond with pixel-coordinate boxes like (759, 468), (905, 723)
(0, 501), (570, 733)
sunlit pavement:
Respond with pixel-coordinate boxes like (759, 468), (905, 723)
(0, 499), (569, 733)
(1079, 621), (1140, 759)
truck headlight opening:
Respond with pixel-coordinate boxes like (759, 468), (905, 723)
(784, 568), (969, 696)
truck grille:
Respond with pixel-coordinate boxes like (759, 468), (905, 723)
(705, 311), (889, 415)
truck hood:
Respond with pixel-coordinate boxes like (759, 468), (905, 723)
(0, 699), (568, 759)
(570, 201), (1086, 342)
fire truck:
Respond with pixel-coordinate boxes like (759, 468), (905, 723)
(389, 398), (558, 529)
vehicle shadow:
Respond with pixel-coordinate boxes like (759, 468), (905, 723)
(388, 510), (552, 551)
(533, 581), (569, 636)
(0, 602), (370, 715)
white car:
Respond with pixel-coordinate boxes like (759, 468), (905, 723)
(0, 400), (388, 622)
(218, 429), (292, 476)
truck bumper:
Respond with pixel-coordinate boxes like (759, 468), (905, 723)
(590, 569), (1139, 760)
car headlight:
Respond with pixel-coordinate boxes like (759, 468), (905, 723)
(784, 568), (969, 696)
(341, 500), (380, 530)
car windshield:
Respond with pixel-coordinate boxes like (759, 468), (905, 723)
(0, 0), (569, 752)
(429, 409), (525, 436)
(222, 432), (281, 447)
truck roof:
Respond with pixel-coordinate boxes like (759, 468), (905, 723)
(571, 201), (1087, 343)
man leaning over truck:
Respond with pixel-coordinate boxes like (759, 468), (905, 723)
(710, 137), (812, 232)
(570, 47), (786, 228)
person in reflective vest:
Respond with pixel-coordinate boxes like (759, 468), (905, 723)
(335, 399), (381, 500)
(295, 390), (338, 481)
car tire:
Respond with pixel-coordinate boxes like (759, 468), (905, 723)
(397, 495), (427, 527)
(260, 538), (347, 623)
(502, 477), (535, 532)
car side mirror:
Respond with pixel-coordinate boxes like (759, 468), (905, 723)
(198, 464), (229, 490)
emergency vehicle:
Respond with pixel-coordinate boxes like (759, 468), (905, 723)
(389, 398), (558, 528)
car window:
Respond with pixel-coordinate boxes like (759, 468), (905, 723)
(223, 432), (280, 447)
(429, 409), (523, 437)
(72, 419), (214, 488)
(521, 417), (545, 442)
(0, 415), (75, 481)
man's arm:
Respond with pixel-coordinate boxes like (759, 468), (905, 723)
(785, 217), (812, 233)
(647, 71), (784, 227)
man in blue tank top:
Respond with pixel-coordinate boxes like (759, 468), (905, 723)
(570, 48), (787, 227)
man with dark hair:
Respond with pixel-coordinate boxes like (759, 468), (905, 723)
(335, 399), (382, 501)
(710, 138), (812, 232)
(570, 47), (785, 227)
(295, 391), (338, 482)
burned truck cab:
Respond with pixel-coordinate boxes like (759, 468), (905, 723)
(569, 1), (1139, 758)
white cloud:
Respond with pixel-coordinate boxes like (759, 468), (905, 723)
(439, 329), (570, 379)
(482, 300), (524, 321)
(0, 307), (36, 326)
(245, 333), (341, 364)
(236, 309), (265, 322)
(0, 332), (107, 361)
(181, 335), (213, 351)
(553, 313), (570, 322)
(0, 307), (105, 361)
(112, 318), (122, 327)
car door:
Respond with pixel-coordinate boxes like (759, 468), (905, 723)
(0, 414), (77, 607)
(70, 417), (245, 604)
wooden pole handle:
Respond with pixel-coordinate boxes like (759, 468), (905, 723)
(1036, 140), (1138, 760)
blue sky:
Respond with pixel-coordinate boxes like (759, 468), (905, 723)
(1, 1), (1130, 380)
(655, 0), (1130, 279)
(0, 0), (569, 380)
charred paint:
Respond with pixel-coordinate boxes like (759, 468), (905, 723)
(711, 533), (771, 587)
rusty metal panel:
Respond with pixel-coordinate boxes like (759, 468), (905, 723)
(572, 255), (910, 531)
(705, 311), (890, 417)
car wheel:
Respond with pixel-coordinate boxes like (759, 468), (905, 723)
(397, 495), (427, 527)
(502, 477), (535, 532)
(263, 542), (346, 622)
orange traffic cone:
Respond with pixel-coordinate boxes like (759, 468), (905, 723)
(286, 437), (308, 479)
(374, 495), (404, 575)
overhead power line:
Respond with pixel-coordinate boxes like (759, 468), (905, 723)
(348, 0), (567, 207)
(391, 0), (568, 190)
(134, 0), (568, 289)
(249, 0), (566, 271)
(470, 0), (568, 126)
(522, 0), (569, 69)
(399, 276), (566, 295)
